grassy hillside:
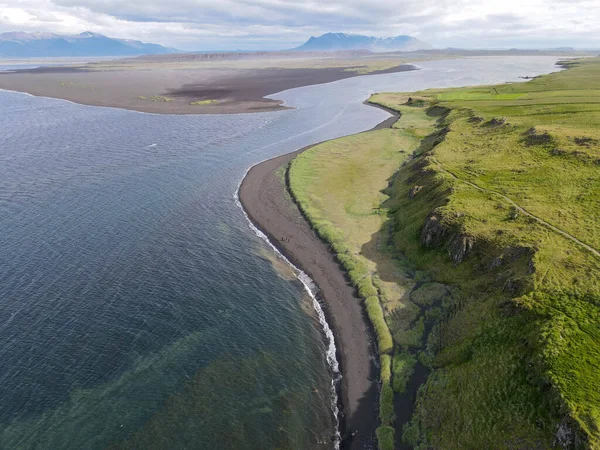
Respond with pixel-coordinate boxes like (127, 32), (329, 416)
(290, 57), (600, 449)
(374, 58), (600, 449)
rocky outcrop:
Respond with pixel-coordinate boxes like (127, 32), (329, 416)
(488, 117), (508, 126)
(421, 211), (447, 247)
(448, 234), (474, 264)
(554, 418), (587, 450)
(574, 136), (598, 147)
(524, 127), (553, 146)
(409, 185), (424, 198)
(468, 116), (484, 124)
(421, 211), (474, 264)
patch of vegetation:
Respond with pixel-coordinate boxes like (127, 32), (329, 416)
(392, 352), (417, 393)
(380, 354), (392, 384)
(190, 99), (219, 105)
(380, 381), (395, 426)
(138, 95), (174, 102)
(343, 63), (405, 75)
(411, 283), (447, 307)
(58, 81), (93, 89)
(376, 425), (396, 450)
(368, 57), (600, 448)
(366, 296), (394, 354)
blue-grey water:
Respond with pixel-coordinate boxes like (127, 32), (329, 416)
(0, 57), (560, 449)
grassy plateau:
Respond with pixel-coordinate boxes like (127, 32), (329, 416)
(288, 57), (600, 449)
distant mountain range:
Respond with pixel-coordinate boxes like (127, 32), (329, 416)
(295, 32), (432, 52)
(0, 32), (178, 57)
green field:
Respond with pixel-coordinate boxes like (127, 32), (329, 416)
(289, 57), (600, 449)
(288, 101), (443, 447)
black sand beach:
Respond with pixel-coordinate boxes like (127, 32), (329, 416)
(238, 107), (399, 449)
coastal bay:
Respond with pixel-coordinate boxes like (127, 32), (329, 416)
(0, 57), (560, 449)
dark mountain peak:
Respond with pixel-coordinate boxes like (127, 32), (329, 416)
(0, 31), (178, 57)
(295, 32), (431, 52)
(78, 31), (104, 38)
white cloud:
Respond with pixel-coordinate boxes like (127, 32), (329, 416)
(0, 0), (599, 50)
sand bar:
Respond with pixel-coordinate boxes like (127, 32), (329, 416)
(0, 57), (416, 114)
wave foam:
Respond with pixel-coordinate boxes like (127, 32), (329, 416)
(234, 170), (341, 449)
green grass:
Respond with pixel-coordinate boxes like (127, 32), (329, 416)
(138, 95), (174, 102)
(288, 103), (442, 449)
(380, 354), (392, 384)
(190, 99), (219, 105)
(380, 381), (395, 426)
(367, 58), (600, 448)
(392, 352), (417, 393)
(376, 426), (396, 450)
(366, 296), (394, 354)
(290, 57), (600, 448)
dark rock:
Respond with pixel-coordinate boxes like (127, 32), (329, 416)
(554, 418), (586, 449)
(524, 128), (553, 146)
(487, 256), (503, 270)
(574, 136), (598, 147)
(504, 278), (526, 296)
(504, 246), (536, 263)
(421, 212), (447, 247)
(488, 117), (508, 126)
(447, 234), (474, 264)
(409, 185), (423, 198)
(551, 148), (567, 156)
(499, 299), (519, 317)
(468, 116), (484, 124)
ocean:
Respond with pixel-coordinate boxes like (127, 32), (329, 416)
(0, 56), (561, 449)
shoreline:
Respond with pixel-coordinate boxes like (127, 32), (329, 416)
(238, 104), (399, 449)
(0, 64), (417, 115)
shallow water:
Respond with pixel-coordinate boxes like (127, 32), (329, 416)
(0, 56), (561, 449)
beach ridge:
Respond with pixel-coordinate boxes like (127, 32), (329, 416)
(237, 105), (399, 449)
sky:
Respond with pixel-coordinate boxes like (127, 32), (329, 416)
(1, 0), (599, 51)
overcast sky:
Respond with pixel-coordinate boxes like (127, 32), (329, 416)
(1, 0), (599, 51)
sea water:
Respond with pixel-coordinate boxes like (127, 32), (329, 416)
(0, 56), (561, 449)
